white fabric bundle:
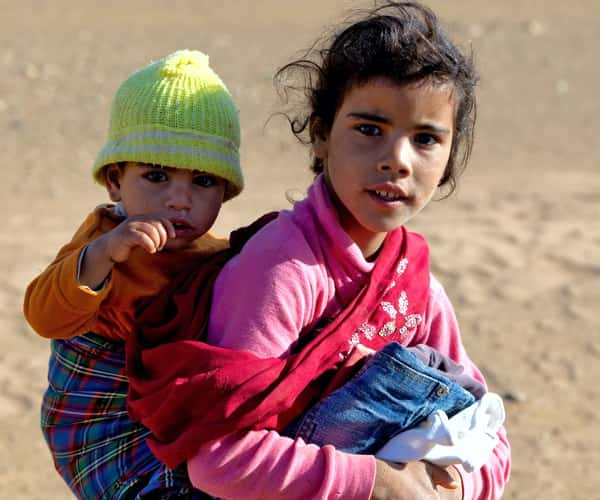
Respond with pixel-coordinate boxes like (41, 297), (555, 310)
(376, 392), (505, 473)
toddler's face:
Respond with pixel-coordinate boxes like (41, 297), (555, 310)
(106, 162), (225, 250)
(313, 77), (455, 257)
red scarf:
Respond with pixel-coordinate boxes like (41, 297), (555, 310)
(127, 215), (430, 468)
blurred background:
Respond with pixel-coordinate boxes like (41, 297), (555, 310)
(1, 1), (599, 498)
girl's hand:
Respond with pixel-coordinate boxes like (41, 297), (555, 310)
(355, 343), (376, 357)
(104, 215), (175, 263)
(78, 215), (175, 289)
(372, 459), (462, 500)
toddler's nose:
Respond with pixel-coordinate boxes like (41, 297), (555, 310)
(166, 184), (192, 211)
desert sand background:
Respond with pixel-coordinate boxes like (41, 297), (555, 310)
(2, 0), (599, 498)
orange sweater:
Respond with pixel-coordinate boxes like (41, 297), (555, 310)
(24, 205), (228, 341)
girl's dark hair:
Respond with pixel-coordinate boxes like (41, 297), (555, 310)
(275, 1), (478, 194)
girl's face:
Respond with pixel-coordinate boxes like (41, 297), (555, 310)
(105, 162), (226, 250)
(314, 77), (455, 258)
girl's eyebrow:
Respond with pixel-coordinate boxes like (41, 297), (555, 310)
(347, 112), (450, 135)
(347, 111), (389, 123)
(417, 122), (451, 135)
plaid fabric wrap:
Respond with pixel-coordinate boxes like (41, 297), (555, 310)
(41, 333), (210, 499)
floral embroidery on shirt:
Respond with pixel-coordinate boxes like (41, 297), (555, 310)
(404, 313), (422, 329)
(396, 258), (408, 275)
(358, 322), (376, 340)
(348, 257), (423, 349)
(378, 321), (396, 337)
(398, 291), (408, 315)
(381, 301), (397, 319)
(398, 313), (423, 338)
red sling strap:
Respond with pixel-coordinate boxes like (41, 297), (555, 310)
(127, 217), (430, 468)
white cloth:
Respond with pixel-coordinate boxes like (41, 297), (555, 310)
(376, 392), (505, 473)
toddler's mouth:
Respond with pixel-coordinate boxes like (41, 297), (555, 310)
(168, 217), (194, 232)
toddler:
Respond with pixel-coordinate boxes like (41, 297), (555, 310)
(23, 50), (241, 499)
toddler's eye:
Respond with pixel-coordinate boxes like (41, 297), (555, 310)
(143, 170), (168, 182)
(356, 124), (382, 137)
(194, 174), (218, 187)
(414, 133), (439, 146)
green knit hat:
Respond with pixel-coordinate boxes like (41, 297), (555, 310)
(92, 50), (243, 200)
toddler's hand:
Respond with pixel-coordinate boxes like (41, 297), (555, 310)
(79, 215), (175, 290)
(106, 215), (176, 262)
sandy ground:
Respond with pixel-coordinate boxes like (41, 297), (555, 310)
(2, 1), (599, 498)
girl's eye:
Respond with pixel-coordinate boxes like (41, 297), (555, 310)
(143, 170), (168, 182)
(193, 174), (218, 187)
(356, 124), (382, 137)
(414, 133), (439, 146)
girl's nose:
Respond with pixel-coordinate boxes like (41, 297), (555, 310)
(377, 137), (412, 176)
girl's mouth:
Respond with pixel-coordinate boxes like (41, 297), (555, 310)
(372, 190), (406, 202)
(367, 186), (409, 204)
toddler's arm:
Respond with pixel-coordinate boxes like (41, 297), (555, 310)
(24, 209), (176, 339)
(24, 211), (112, 338)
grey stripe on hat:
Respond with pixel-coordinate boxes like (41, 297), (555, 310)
(100, 144), (239, 166)
(113, 130), (238, 153)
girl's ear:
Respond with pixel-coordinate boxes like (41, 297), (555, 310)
(312, 134), (329, 160)
(104, 164), (123, 202)
(310, 118), (329, 159)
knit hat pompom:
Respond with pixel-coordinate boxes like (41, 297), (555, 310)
(160, 50), (209, 78)
(92, 50), (243, 201)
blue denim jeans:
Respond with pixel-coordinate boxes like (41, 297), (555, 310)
(283, 342), (476, 454)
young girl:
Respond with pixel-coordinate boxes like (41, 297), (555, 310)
(128, 2), (510, 498)
(23, 50), (241, 499)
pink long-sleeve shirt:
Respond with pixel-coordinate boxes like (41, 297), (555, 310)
(188, 176), (510, 499)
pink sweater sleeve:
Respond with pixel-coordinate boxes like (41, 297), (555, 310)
(415, 275), (511, 500)
(187, 431), (375, 500)
(188, 227), (377, 499)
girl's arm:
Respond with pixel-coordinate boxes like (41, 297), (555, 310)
(187, 235), (463, 499)
(188, 223), (471, 499)
(413, 274), (511, 500)
(188, 430), (375, 499)
(188, 431), (460, 500)
(205, 222), (333, 358)
(189, 229), (381, 499)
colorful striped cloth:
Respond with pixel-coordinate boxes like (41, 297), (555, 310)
(41, 333), (211, 499)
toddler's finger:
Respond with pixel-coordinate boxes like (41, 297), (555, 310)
(160, 218), (177, 240)
(138, 222), (166, 251)
(133, 230), (161, 254)
(152, 220), (170, 250)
